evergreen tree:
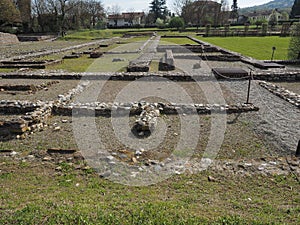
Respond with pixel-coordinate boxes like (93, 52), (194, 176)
(288, 23), (300, 59)
(230, 0), (238, 22)
(269, 9), (278, 28)
(0, 0), (21, 27)
(169, 16), (184, 30)
(291, 0), (300, 19)
(149, 0), (168, 22)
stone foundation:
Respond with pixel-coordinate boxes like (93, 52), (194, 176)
(0, 32), (19, 45)
(259, 81), (300, 108)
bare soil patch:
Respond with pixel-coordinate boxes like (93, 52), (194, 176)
(0, 79), (79, 102)
(273, 82), (300, 95)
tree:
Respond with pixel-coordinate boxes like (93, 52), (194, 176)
(155, 18), (165, 28)
(108, 4), (121, 15)
(0, 0), (21, 27)
(269, 9), (278, 28)
(85, 0), (104, 28)
(16, 0), (31, 32)
(182, 0), (221, 29)
(172, 0), (192, 16)
(169, 16), (184, 30)
(288, 23), (300, 59)
(149, 0), (167, 22)
(220, 0), (230, 26)
(291, 0), (300, 19)
(281, 11), (289, 21)
(230, 0), (238, 23)
(31, 0), (104, 32)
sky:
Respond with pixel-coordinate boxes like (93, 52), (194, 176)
(101, 0), (272, 12)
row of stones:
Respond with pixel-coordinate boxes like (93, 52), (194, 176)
(53, 102), (259, 116)
(254, 71), (300, 81)
(259, 81), (300, 108)
(2, 70), (299, 81)
(0, 100), (258, 137)
(2, 148), (300, 178)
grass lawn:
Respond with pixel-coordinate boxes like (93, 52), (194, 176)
(197, 36), (290, 60)
(1, 160), (300, 224)
(160, 37), (199, 45)
(63, 29), (118, 40)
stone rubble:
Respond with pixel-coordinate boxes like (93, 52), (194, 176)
(134, 103), (160, 135)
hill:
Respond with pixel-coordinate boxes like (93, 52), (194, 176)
(239, 0), (294, 13)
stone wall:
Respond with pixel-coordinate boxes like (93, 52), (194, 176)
(0, 101), (52, 137)
(0, 32), (19, 45)
(2, 70), (300, 82)
(259, 81), (300, 108)
(159, 50), (175, 71)
(53, 102), (259, 117)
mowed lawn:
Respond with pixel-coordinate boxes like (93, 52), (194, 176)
(197, 36), (290, 60)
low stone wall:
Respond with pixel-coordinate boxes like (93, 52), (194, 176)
(53, 102), (259, 117)
(264, 60), (300, 65)
(17, 35), (55, 42)
(253, 70), (300, 81)
(0, 100), (52, 137)
(1, 70), (300, 82)
(0, 118), (29, 135)
(0, 32), (19, 45)
(0, 59), (62, 69)
(157, 45), (219, 53)
(0, 100), (39, 114)
(174, 54), (241, 62)
(127, 60), (151, 72)
(159, 50), (175, 71)
(259, 81), (300, 108)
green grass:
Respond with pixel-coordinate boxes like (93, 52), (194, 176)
(62, 29), (117, 40)
(0, 161), (299, 224)
(197, 36), (290, 60)
(0, 68), (17, 73)
(46, 55), (96, 72)
(160, 37), (199, 45)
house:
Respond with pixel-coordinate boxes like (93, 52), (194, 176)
(245, 9), (284, 23)
(107, 12), (145, 28)
(246, 11), (271, 22)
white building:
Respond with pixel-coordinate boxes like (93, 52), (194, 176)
(107, 12), (145, 27)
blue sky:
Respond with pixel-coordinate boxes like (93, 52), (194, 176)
(101, 0), (272, 12)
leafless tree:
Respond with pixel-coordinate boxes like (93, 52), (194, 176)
(172, 0), (192, 16)
(107, 4), (121, 15)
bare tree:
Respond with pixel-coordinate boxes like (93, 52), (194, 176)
(172, 0), (192, 16)
(86, 0), (104, 27)
(108, 4), (121, 15)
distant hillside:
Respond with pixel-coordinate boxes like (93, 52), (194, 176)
(239, 0), (294, 13)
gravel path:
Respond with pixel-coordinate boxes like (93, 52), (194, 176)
(221, 80), (300, 154)
(177, 53), (300, 154)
